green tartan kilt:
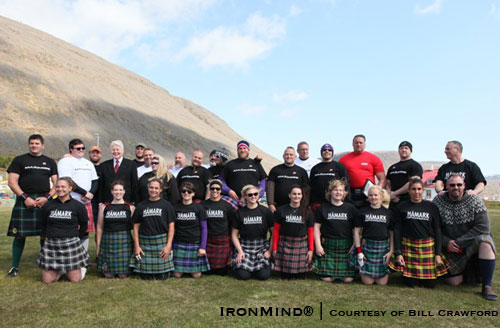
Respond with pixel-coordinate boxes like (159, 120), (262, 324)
(98, 230), (133, 275)
(8, 193), (45, 237)
(350, 239), (390, 278)
(173, 242), (210, 273)
(314, 237), (355, 278)
(129, 233), (174, 274)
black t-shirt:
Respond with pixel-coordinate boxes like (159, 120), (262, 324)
(102, 203), (132, 232)
(221, 158), (267, 197)
(309, 161), (349, 203)
(315, 202), (358, 239)
(274, 204), (314, 237)
(435, 159), (486, 191)
(132, 199), (176, 236)
(7, 153), (57, 193)
(387, 159), (423, 200)
(232, 205), (273, 240)
(177, 166), (213, 200)
(268, 164), (309, 206)
(91, 164), (102, 204)
(40, 198), (88, 238)
(138, 172), (180, 204)
(202, 199), (236, 236)
(392, 200), (442, 255)
(174, 203), (207, 243)
(354, 206), (394, 240)
(209, 165), (224, 179)
(133, 159), (144, 168)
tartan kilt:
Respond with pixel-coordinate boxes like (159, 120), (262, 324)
(233, 238), (270, 272)
(37, 237), (89, 271)
(173, 242), (210, 273)
(97, 230), (133, 275)
(273, 235), (312, 274)
(389, 237), (449, 279)
(84, 202), (95, 233)
(350, 239), (390, 278)
(221, 195), (242, 210)
(129, 234), (174, 274)
(8, 193), (45, 237)
(206, 234), (232, 269)
(444, 234), (496, 276)
(314, 237), (355, 278)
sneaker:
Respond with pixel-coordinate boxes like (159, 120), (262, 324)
(481, 286), (498, 301)
(6, 267), (19, 278)
(80, 267), (87, 281)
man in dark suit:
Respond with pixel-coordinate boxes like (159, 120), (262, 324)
(99, 140), (138, 204)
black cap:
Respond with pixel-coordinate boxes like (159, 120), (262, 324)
(399, 141), (413, 152)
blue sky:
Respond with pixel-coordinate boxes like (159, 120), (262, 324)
(1, 0), (499, 174)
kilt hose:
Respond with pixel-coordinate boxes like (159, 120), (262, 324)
(97, 230), (133, 275)
(314, 237), (354, 278)
(8, 193), (45, 237)
(37, 237), (89, 271)
(233, 238), (270, 272)
(273, 235), (312, 274)
(206, 234), (232, 269)
(129, 233), (174, 274)
(389, 237), (449, 279)
(173, 241), (210, 273)
(350, 239), (391, 278)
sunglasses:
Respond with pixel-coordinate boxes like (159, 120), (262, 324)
(181, 189), (193, 194)
(322, 149), (332, 152)
(210, 187), (221, 191)
(449, 183), (463, 187)
(151, 161), (159, 165)
(73, 147), (86, 151)
(246, 192), (259, 197)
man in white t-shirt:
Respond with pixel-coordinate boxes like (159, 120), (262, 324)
(168, 151), (187, 178)
(57, 138), (98, 254)
(294, 141), (320, 176)
(137, 147), (154, 178)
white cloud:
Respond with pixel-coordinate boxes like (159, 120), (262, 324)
(414, 0), (444, 15)
(490, 3), (500, 19)
(279, 109), (298, 118)
(289, 5), (302, 17)
(0, 0), (217, 60)
(273, 90), (308, 104)
(178, 12), (286, 69)
(239, 104), (268, 116)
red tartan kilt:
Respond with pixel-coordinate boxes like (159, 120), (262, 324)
(206, 234), (232, 269)
(84, 202), (95, 233)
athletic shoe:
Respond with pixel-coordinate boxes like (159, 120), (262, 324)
(6, 267), (19, 278)
(482, 286), (498, 301)
(80, 267), (87, 281)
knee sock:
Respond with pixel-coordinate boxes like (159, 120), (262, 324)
(12, 238), (26, 268)
(479, 259), (496, 287)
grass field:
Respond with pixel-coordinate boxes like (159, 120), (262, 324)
(0, 206), (498, 328)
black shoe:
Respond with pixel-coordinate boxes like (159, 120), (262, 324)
(482, 286), (498, 301)
(6, 267), (19, 278)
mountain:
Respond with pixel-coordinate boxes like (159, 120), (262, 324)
(0, 16), (279, 169)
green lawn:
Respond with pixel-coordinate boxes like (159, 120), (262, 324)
(0, 207), (498, 328)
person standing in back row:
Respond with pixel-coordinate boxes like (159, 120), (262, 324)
(295, 141), (320, 177)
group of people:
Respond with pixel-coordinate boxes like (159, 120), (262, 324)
(4, 134), (496, 301)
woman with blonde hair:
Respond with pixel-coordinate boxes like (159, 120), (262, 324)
(314, 179), (358, 282)
(351, 185), (394, 285)
(138, 154), (179, 204)
(232, 184), (273, 280)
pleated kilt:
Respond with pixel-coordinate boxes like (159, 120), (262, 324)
(129, 233), (174, 274)
(445, 234), (496, 276)
(84, 202), (95, 233)
(233, 238), (270, 272)
(389, 237), (449, 279)
(8, 193), (45, 237)
(314, 237), (355, 278)
(273, 235), (312, 274)
(173, 242), (210, 273)
(37, 237), (89, 271)
(206, 234), (232, 269)
(97, 230), (133, 275)
(350, 239), (390, 278)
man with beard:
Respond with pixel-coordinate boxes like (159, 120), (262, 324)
(137, 147), (154, 179)
(267, 147), (309, 213)
(177, 150), (213, 202)
(309, 144), (349, 212)
(6, 134), (58, 277)
(133, 142), (147, 168)
(88, 145), (102, 229)
(434, 174), (496, 301)
(221, 140), (267, 202)
(169, 152), (187, 178)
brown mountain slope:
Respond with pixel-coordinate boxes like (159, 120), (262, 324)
(0, 16), (279, 169)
